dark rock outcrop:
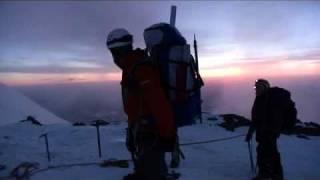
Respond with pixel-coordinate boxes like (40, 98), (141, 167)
(217, 114), (251, 132)
(90, 119), (110, 126)
(20, 116), (42, 126)
(216, 114), (320, 137)
(73, 122), (86, 126)
(290, 121), (320, 136)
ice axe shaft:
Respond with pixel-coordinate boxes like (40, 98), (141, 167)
(91, 120), (107, 158)
(96, 125), (102, 158)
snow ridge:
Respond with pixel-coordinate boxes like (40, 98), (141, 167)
(0, 83), (68, 126)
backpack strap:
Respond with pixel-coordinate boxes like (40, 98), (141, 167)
(127, 59), (154, 88)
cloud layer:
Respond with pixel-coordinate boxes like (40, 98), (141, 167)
(0, 1), (320, 84)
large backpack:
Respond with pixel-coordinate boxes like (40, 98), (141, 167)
(269, 87), (297, 131)
(143, 23), (204, 127)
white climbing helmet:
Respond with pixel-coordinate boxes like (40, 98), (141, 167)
(106, 28), (133, 49)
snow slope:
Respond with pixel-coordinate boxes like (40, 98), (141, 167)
(0, 114), (319, 180)
(0, 83), (68, 126)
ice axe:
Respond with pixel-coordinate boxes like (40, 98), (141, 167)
(91, 120), (109, 158)
(39, 133), (51, 162)
(248, 140), (256, 174)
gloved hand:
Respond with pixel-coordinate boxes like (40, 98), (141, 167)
(157, 136), (176, 152)
(245, 132), (253, 142)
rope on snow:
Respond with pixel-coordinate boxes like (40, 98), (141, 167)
(1, 134), (247, 179)
(180, 134), (246, 146)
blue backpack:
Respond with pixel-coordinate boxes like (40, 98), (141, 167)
(144, 23), (204, 127)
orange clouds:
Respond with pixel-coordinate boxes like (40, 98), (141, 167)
(0, 72), (122, 86)
(1, 58), (320, 86)
(200, 57), (320, 79)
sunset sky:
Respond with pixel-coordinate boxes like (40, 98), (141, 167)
(0, 1), (320, 85)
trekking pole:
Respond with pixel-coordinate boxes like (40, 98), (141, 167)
(176, 135), (185, 160)
(40, 133), (51, 162)
(178, 147), (185, 160)
(130, 151), (137, 169)
(248, 140), (256, 174)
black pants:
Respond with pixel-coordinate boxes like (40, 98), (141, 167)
(256, 138), (283, 180)
(128, 126), (168, 180)
(134, 148), (167, 180)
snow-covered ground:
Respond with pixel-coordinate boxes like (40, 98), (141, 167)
(0, 84), (68, 126)
(0, 114), (319, 180)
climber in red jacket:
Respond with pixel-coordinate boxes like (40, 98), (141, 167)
(106, 28), (176, 180)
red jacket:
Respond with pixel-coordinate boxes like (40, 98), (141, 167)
(119, 49), (175, 138)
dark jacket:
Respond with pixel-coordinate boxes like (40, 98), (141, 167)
(250, 87), (289, 141)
